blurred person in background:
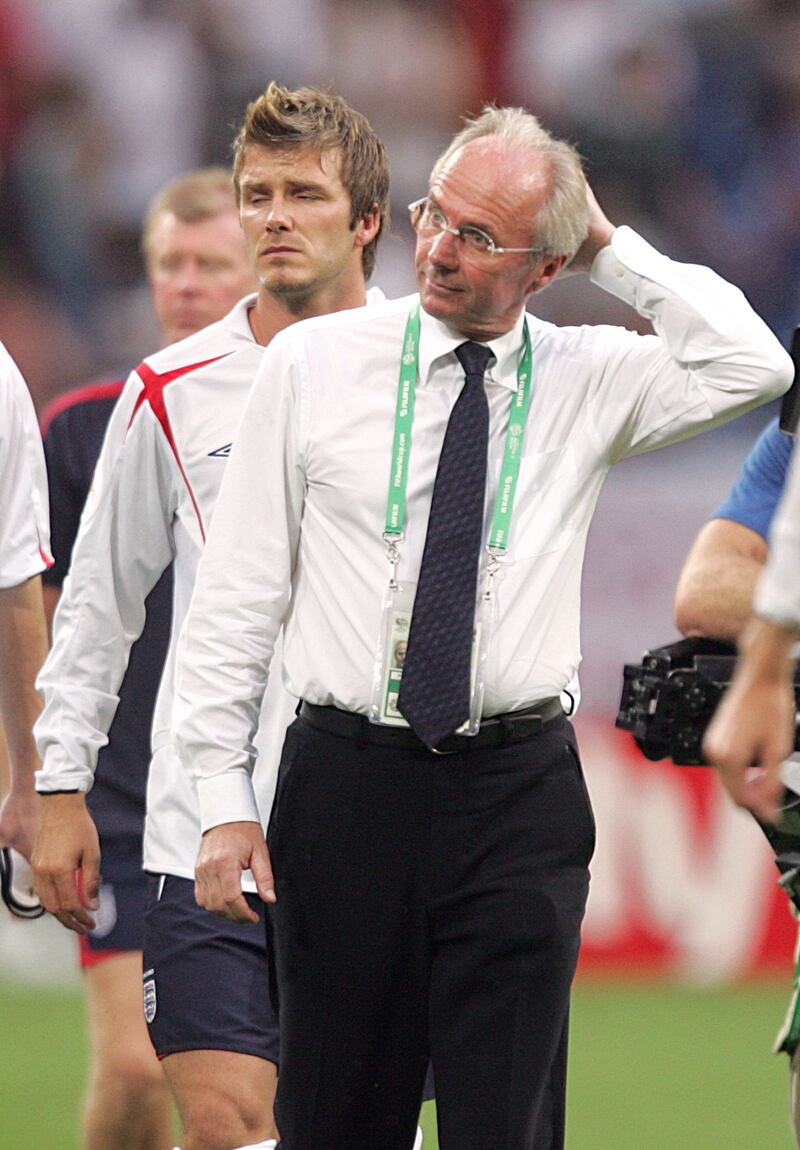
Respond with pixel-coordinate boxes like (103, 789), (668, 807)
(27, 0), (208, 294)
(675, 414), (800, 1146)
(0, 0), (50, 272)
(35, 165), (255, 1150)
(0, 343), (51, 909)
(187, 0), (330, 161)
(14, 74), (108, 344)
(32, 82), (394, 1150)
(501, 0), (800, 345)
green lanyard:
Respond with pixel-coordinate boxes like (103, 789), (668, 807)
(385, 301), (422, 536)
(383, 301), (534, 574)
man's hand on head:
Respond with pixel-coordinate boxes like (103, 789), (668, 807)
(565, 185), (616, 275)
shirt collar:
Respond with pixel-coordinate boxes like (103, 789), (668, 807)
(417, 302), (528, 393)
(236, 293), (260, 340)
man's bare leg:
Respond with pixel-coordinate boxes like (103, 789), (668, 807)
(162, 1049), (277, 1150)
(83, 953), (173, 1149)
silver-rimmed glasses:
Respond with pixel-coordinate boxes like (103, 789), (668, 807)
(408, 198), (544, 263)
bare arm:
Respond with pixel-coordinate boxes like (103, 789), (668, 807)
(674, 518), (767, 642)
(703, 616), (798, 823)
(0, 575), (49, 860)
(677, 517), (785, 822)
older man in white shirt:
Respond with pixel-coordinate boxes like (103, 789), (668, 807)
(174, 106), (792, 1150)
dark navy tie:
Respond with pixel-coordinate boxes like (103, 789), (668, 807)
(397, 340), (492, 750)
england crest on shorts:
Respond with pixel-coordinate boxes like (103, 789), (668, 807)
(143, 968), (157, 1023)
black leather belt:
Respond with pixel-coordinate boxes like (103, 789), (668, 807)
(298, 697), (564, 754)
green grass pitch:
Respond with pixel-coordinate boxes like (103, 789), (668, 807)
(3, 979), (796, 1148)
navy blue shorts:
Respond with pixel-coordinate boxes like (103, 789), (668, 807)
(142, 873), (279, 1063)
(80, 836), (146, 967)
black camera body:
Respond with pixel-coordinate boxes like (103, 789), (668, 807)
(616, 636), (800, 910)
(617, 636), (740, 765)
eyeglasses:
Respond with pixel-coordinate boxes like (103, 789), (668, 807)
(408, 198), (545, 262)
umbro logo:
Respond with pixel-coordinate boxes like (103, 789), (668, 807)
(208, 443), (232, 458)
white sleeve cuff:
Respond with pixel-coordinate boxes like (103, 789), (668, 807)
(35, 759), (94, 794)
(196, 770), (262, 833)
(590, 225), (668, 305)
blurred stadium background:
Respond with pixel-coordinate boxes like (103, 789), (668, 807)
(3, 0), (800, 1146)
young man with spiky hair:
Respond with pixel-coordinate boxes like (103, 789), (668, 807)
(33, 83), (390, 1150)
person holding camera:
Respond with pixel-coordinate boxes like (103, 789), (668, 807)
(676, 415), (800, 1143)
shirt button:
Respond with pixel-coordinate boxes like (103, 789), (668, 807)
(615, 265), (625, 277)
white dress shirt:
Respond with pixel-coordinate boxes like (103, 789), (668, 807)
(0, 343), (52, 588)
(172, 226), (793, 832)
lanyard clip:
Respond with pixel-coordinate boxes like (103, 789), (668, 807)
(383, 532), (404, 590)
(483, 546), (505, 600)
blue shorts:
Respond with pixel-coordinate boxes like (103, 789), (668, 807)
(79, 836), (146, 967)
(142, 873), (279, 1064)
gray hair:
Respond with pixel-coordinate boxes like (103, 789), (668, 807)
(431, 106), (589, 263)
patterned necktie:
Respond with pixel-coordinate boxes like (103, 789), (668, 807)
(397, 340), (492, 750)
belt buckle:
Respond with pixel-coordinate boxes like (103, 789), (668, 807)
(431, 720), (491, 754)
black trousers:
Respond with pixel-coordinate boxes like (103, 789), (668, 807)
(266, 713), (595, 1150)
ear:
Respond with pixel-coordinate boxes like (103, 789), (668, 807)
(354, 203), (382, 249)
(525, 253), (568, 296)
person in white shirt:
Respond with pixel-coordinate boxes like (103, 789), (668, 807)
(32, 83), (390, 1150)
(704, 441), (800, 824)
(0, 343), (51, 884)
(173, 105), (792, 1150)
